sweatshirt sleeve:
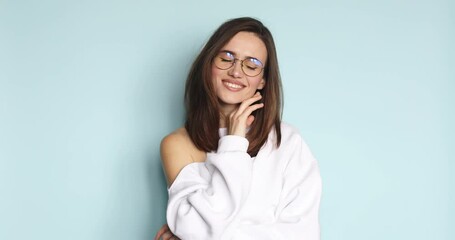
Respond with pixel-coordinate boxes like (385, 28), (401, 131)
(234, 134), (322, 240)
(166, 135), (253, 240)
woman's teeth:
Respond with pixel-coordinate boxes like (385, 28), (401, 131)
(224, 82), (243, 89)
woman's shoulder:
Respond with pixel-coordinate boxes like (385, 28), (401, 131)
(279, 122), (303, 140)
(161, 127), (190, 146)
(161, 127), (204, 160)
(280, 121), (317, 154)
(276, 122), (313, 151)
(160, 127), (206, 186)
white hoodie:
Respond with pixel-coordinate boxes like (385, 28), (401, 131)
(166, 123), (322, 240)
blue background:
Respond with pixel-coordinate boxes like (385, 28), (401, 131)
(1, 0), (453, 239)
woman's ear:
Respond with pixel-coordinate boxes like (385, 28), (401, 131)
(257, 78), (266, 90)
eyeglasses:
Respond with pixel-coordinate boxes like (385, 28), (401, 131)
(213, 51), (264, 77)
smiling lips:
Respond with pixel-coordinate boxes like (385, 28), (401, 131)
(222, 80), (245, 91)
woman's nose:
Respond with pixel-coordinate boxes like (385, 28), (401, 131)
(228, 59), (244, 78)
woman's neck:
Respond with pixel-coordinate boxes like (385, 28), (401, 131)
(219, 103), (239, 128)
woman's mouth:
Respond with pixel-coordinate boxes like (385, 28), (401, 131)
(222, 80), (245, 91)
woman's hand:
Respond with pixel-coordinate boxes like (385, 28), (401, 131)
(154, 224), (180, 240)
(228, 92), (264, 137)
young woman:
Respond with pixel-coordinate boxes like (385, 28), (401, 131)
(154, 17), (322, 240)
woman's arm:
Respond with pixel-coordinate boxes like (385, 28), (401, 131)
(163, 134), (254, 239)
(162, 93), (264, 239)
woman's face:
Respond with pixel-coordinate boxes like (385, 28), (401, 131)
(211, 31), (267, 109)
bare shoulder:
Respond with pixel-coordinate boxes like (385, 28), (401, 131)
(161, 128), (191, 151)
(160, 127), (206, 186)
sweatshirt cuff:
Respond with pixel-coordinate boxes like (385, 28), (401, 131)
(218, 135), (249, 153)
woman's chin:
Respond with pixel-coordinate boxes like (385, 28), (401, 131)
(218, 96), (244, 106)
(219, 101), (241, 109)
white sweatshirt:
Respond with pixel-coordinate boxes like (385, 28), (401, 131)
(166, 123), (322, 240)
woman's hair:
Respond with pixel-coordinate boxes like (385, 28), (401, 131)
(184, 17), (282, 157)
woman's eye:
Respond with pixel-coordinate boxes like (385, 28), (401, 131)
(246, 58), (263, 68)
(220, 58), (233, 62)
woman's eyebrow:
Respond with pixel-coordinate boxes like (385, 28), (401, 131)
(220, 49), (236, 55)
(219, 49), (260, 60)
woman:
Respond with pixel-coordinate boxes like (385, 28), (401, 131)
(155, 17), (321, 240)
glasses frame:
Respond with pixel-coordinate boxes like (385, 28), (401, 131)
(213, 51), (265, 77)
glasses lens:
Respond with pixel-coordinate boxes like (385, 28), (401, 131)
(214, 52), (234, 70)
(242, 58), (263, 77)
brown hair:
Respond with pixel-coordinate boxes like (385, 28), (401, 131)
(184, 17), (282, 156)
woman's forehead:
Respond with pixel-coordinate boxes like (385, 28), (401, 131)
(220, 32), (267, 62)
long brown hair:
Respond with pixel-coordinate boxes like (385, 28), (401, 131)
(184, 17), (282, 156)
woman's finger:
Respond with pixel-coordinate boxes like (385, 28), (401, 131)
(229, 102), (264, 136)
(154, 224), (170, 240)
(246, 115), (255, 126)
(234, 92), (262, 117)
(161, 231), (174, 240)
(238, 102), (264, 120)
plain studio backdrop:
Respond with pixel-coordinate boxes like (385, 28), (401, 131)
(0, 0), (453, 239)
